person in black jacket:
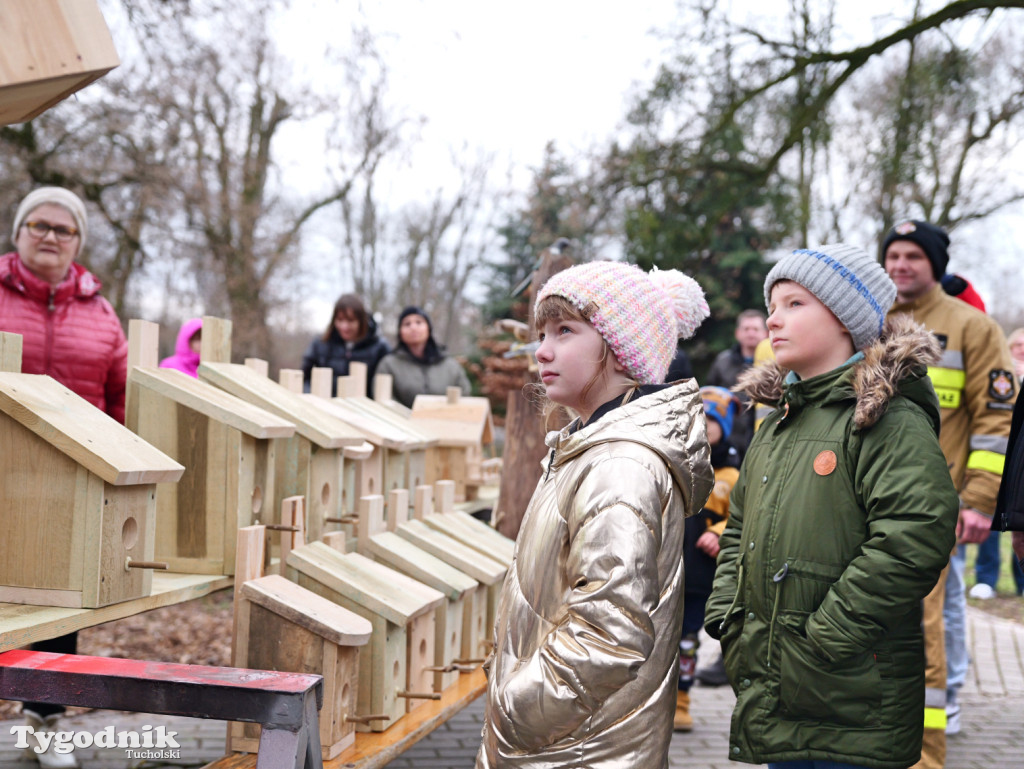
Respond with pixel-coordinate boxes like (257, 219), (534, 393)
(993, 393), (1024, 571)
(301, 294), (390, 396)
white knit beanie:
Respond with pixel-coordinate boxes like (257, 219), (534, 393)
(536, 261), (710, 384)
(764, 244), (897, 350)
(12, 187), (88, 252)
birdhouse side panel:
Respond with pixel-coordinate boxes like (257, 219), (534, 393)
(405, 610), (436, 714)
(232, 601), (329, 750)
(0, 418), (84, 592)
(81, 482), (154, 607)
(308, 446), (344, 543)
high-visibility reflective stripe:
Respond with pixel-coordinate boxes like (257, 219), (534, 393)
(938, 350), (964, 370)
(924, 688), (947, 709)
(971, 434), (1009, 454)
(928, 366), (966, 390)
(967, 450), (1006, 475)
(924, 707), (947, 730)
(928, 366), (965, 410)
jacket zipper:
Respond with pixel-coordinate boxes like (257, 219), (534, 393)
(766, 562), (789, 669)
(543, 448), (555, 481)
(44, 288), (57, 373)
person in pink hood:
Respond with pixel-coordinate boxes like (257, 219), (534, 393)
(160, 317), (203, 378)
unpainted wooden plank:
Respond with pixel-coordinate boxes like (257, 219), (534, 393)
(242, 574), (372, 646)
(127, 319), (159, 371)
(365, 534), (476, 600)
(0, 331), (22, 373)
(405, 611), (437, 712)
(395, 521), (505, 586)
(287, 543), (440, 625)
(130, 367), (295, 439)
(0, 373), (184, 485)
(424, 513), (515, 567)
(198, 361), (365, 448)
(200, 316), (232, 364)
(0, 418), (82, 592)
(0, 0), (120, 125)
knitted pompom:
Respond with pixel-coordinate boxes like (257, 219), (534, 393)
(650, 267), (710, 339)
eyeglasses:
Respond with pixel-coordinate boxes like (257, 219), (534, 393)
(22, 221), (80, 243)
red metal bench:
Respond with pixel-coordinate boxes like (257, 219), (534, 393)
(0, 649), (323, 769)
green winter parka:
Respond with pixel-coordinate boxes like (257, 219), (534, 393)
(704, 315), (959, 769)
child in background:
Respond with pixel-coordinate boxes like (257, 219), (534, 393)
(675, 385), (741, 730)
(705, 244), (959, 769)
(159, 317), (203, 378)
(476, 261), (714, 769)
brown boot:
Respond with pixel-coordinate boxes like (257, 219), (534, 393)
(673, 690), (693, 731)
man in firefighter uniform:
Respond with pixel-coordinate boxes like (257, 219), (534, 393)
(884, 220), (1016, 769)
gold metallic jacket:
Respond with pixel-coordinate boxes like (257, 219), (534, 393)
(477, 383), (713, 768)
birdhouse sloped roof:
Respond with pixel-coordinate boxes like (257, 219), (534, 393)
(241, 574), (372, 646)
(198, 362), (365, 448)
(131, 367), (296, 440)
(0, 373), (183, 485)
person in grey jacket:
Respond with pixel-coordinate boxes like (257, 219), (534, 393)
(376, 306), (471, 407)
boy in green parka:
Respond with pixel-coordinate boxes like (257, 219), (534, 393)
(705, 243), (959, 769)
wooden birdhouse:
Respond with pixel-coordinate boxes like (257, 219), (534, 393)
(0, 0), (120, 126)
(356, 491), (478, 691)
(409, 389), (501, 502)
(125, 320), (296, 576)
(285, 541), (445, 731)
(230, 524), (373, 759)
(0, 333), (183, 608)
(338, 362), (436, 494)
(421, 481), (515, 568)
(195, 318), (366, 542)
(306, 366), (434, 509)
(395, 489), (506, 661)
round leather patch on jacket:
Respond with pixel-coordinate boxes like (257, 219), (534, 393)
(813, 450), (838, 476)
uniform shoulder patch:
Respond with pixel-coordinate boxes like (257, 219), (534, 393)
(989, 369), (1016, 401)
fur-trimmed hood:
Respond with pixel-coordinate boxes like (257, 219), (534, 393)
(735, 314), (942, 431)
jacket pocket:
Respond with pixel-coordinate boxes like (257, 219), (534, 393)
(777, 611), (882, 727)
(719, 605), (746, 686)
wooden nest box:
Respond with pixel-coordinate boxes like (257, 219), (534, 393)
(0, 333), (183, 608)
(285, 540), (445, 732)
(408, 388), (501, 502)
(125, 320), (297, 576)
(194, 317), (367, 543)
(231, 524), (373, 759)
(0, 0), (120, 126)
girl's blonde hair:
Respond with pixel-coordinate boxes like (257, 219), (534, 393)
(530, 295), (637, 425)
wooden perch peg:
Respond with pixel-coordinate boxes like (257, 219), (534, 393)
(395, 690), (442, 701)
(124, 558), (168, 571)
(343, 713), (391, 725)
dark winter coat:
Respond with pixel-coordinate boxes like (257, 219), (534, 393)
(704, 316), (959, 769)
(0, 252), (127, 423)
(994, 393), (1024, 532)
(301, 318), (390, 396)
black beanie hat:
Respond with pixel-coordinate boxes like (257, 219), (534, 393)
(881, 220), (950, 280)
(397, 306), (441, 362)
(398, 305), (432, 333)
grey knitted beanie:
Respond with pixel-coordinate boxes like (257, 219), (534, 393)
(764, 244), (897, 350)
(12, 187), (88, 253)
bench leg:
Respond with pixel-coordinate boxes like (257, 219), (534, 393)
(255, 688), (323, 769)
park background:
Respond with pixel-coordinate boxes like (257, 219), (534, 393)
(2, 0), (1023, 396)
